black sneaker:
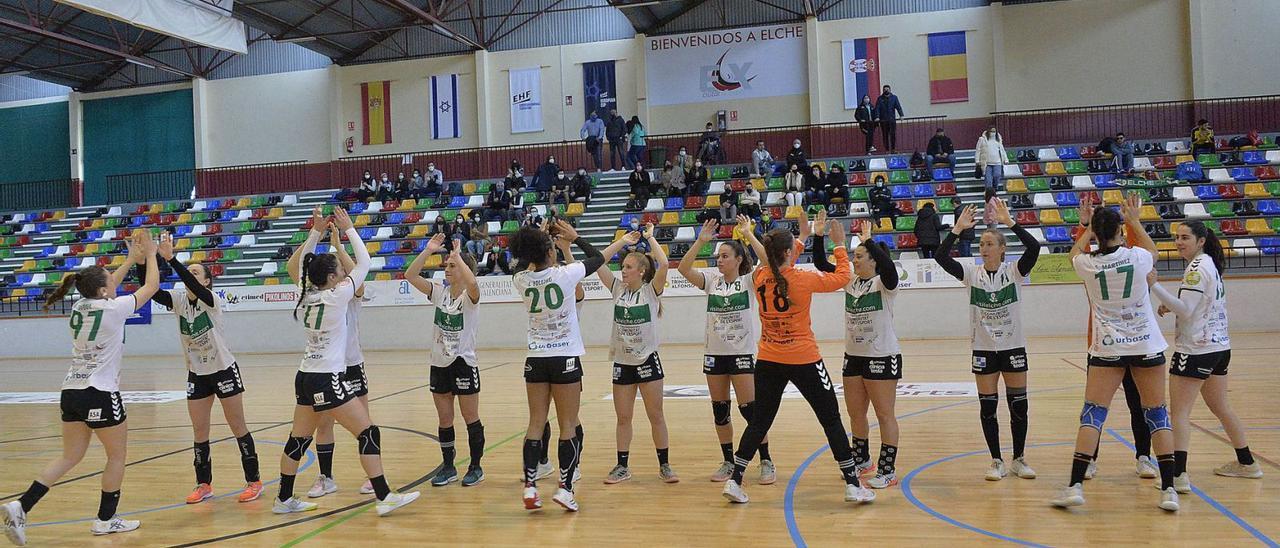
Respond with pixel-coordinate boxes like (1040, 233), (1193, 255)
(461, 466), (485, 487)
(431, 465), (459, 487)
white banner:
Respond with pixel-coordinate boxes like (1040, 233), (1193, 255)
(509, 67), (543, 133)
(605, 382), (977, 400)
(644, 24), (808, 106)
(58, 0), (247, 54)
(430, 74), (460, 140)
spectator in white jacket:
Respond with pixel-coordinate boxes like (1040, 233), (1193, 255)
(750, 140), (775, 177)
(975, 126), (1007, 192)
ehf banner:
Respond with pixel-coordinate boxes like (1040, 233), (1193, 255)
(509, 67), (543, 133)
(841, 37), (881, 109)
(430, 73), (460, 139)
(582, 60), (617, 120)
(644, 24), (808, 106)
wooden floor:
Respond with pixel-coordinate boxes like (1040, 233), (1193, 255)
(1, 334), (1278, 547)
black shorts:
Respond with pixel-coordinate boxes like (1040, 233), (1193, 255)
(1170, 350), (1231, 379)
(971, 348), (1029, 375)
(613, 353), (665, 385)
(294, 371), (355, 412)
(842, 354), (903, 380)
(343, 363), (369, 398)
(187, 362), (246, 400)
(703, 354), (756, 375)
(60, 388), (126, 428)
(430, 357), (481, 395)
(1087, 353), (1166, 368)
(524, 356), (584, 385)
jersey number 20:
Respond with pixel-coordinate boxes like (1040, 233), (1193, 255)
(525, 285), (565, 313)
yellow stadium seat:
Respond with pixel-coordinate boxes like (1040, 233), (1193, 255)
(660, 244), (670, 256)
(750, 178), (766, 191)
(1040, 209), (1064, 225)
(1044, 162), (1067, 176)
(236, 198), (252, 209)
(693, 260), (708, 268)
(374, 272), (393, 281)
(366, 242), (381, 254)
(264, 277), (280, 285)
(1246, 218), (1273, 235)
(1244, 183), (1269, 198)
(399, 199), (416, 210)
(11, 289), (26, 298)
(1006, 179), (1028, 193)
(51, 211), (65, 220)
(784, 205), (804, 220)
(175, 238), (190, 250)
(1157, 241), (1178, 260)
(615, 230), (626, 241)
(90, 218), (105, 229)
(916, 199), (935, 210)
(409, 225), (429, 238)
(705, 195), (721, 208)
(148, 204), (163, 214)
(566, 202), (585, 217)
(1102, 190), (1123, 205)
(1174, 154), (1194, 165)
(354, 215), (370, 227)
(268, 207), (284, 219)
(877, 218), (893, 232)
(187, 251), (207, 263)
(660, 212), (679, 225)
(1140, 205), (1160, 221)
(84, 244), (100, 254)
(108, 255), (125, 268)
(459, 208), (472, 220)
(177, 213), (192, 224)
(17, 259), (35, 272)
(463, 183), (477, 195)
(425, 254), (443, 268)
(1170, 222), (1183, 236)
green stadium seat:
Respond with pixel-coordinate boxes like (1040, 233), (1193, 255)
(220, 249), (242, 262)
(1205, 221), (1222, 235)
(501, 220), (519, 234)
(849, 187), (868, 201)
(522, 192), (539, 205)
(1026, 178), (1050, 192)
(894, 217), (916, 232)
(440, 210), (458, 222)
(246, 278), (264, 286)
(1206, 202), (1234, 217)
(936, 197), (954, 212)
(1064, 161), (1087, 174)
(711, 167), (731, 180)
(1197, 153), (1222, 167)
(288, 231), (308, 244)
(475, 181), (492, 195)
(890, 171), (911, 184)
(767, 177), (784, 191)
(416, 198), (436, 209)
(1062, 208), (1080, 225)
(679, 211), (699, 224)
(1271, 218), (1280, 232)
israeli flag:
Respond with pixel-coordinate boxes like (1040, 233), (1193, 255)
(431, 74), (460, 139)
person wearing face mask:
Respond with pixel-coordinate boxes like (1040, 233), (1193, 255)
(805, 165), (827, 206)
(975, 126), (1008, 192)
(784, 164), (805, 208)
(580, 112), (606, 171)
(868, 175), (896, 224)
(570, 168), (593, 204)
(739, 185), (762, 219)
(394, 172), (411, 200)
(627, 117), (647, 169)
(357, 170), (376, 202)
(422, 163), (449, 197)
(674, 146), (694, 172)
(855, 95), (878, 154)
(486, 181), (512, 222)
(409, 169), (430, 199)
(550, 169), (571, 206)
(686, 159), (709, 197)
(786, 140), (809, 172)
(605, 109), (628, 171)
(750, 141), (775, 177)
(533, 155), (559, 198)
(628, 163), (653, 208)
(825, 165), (849, 205)
(719, 184), (738, 224)
(505, 162), (526, 193)
(450, 215), (471, 251)
(874, 85), (904, 154)
(697, 122), (724, 165)
(376, 173), (395, 202)
(660, 161), (686, 198)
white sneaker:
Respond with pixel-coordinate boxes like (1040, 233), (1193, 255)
(1173, 472), (1192, 494)
(272, 497), (318, 514)
(759, 459), (777, 485)
(2, 501), (27, 547)
(985, 459), (1008, 481)
(1136, 456), (1158, 479)
(711, 461), (733, 482)
(90, 516), (139, 536)
(522, 484), (541, 510)
(1159, 487), (1180, 511)
(722, 480), (749, 504)
(1215, 461), (1264, 479)
(1084, 460), (1098, 480)
(844, 484), (876, 503)
(551, 486), (578, 512)
(359, 479), (374, 495)
(535, 460), (555, 481)
(1010, 457), (1037, 479)
(307, 475), (337, 498)
(1050, 483), (1085, 508)
(855, 461), (874, 477)
(866, 473), (898, 489)
(374, 491), (420, 517)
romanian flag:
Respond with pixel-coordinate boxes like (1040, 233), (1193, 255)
(927, 32), (968, 104)
(360, 80), (392, 145)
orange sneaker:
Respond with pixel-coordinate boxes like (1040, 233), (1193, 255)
(185, 483), (214, 504)
(238, 481), (264, 503)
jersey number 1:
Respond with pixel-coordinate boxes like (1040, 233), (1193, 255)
(302, 303), (326, 329)
(525, 285), (565, 313)
(69, 310), (103, 341)
(1094, 265), (1134, 300)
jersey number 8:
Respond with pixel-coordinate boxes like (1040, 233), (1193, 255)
(525, 285), (565, 313)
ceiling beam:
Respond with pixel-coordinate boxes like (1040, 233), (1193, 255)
(0, 17), (196, 78)
(643, 0), (710, 34)
(487, 0), (565, 47)
(373, 0), (484, 50)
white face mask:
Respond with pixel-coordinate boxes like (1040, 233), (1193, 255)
(793, 142), (801, 149)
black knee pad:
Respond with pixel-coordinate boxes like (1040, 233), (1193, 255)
(712, 400), (732, 426)
(737, 401), (756, 423)
(283, 435), (313, 461)
(357, 425), (382, 455)
(979, 393), (999, 420)
(467, 420), (484, 436)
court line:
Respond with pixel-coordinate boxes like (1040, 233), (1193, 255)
(1189, 420), (1280, 470)
(1104, 428), (1277, 547)
(25, 440), (315, 528)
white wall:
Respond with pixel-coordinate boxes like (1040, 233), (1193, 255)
(5, 278), (1278, 359)
(1189, 0), (1280, 98)
(336, 54), (480, 157)
(201, 69), (332, 167)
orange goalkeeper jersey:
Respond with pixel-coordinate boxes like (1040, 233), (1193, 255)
(754, 245), (852, 364)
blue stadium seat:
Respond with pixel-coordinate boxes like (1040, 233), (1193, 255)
(1261, 237), (1280, 255)
(413, 239), (428, 252)
(203, 200), (221, 211)
(387, 213), (405, 225)
(1044, 226), (1072, 243)
(378, 243), (397, 255)
(358, 228), (376, 240)
(1054, 192), (1080, 206)
(447, 196), (467, 208)
(220, 235), (239, 248)
(128, 216), (145, 228)
(887, 156), (909, 170)
(174, 225), (192, 236)
(891, 185), (912, 199)
(1092, 174), (1117, 188)
(314, 243), (330, 255)
(931, 168), (954, 181)
(1057, 147), (1081, 160)
(1195, 185), (1222, 200)
(217, 210), (235, 222)
(1230, 167), (1257, 182)
(385, 256), (406, 270)
(349, 202), (368, 214)
(1242, 151), (1267, 165)
(25, 288), (43, 298)
(36, 246), (55, 258)
(912, 184), (935, 198)
(665, 197), (684, 210)
(772, 162), (785, 177)
(15, 274), (32, 285)
(1257, 200), (1280, 215)
(872, 234), (896, 249)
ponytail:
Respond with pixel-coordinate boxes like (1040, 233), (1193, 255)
(761, 229), (793, 308)
(42, 265), (108, 312)
(43, 273), (78, 312)
(293, 253), (315, 320)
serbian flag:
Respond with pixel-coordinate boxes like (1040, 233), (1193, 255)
(360, 80), (392, 145)
(841, 38), (880, 109)
(927, 31), (968, 104)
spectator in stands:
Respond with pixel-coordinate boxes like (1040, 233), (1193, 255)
(570, 168), (593, 204)
(697, 122), (725, 164)
(784, 163), (806, 207)
(660, 160), (686, 198)
(485, 181), (513, 221)
(874, 85), (905, 153)
(786, 139), (809, 172)
(628, 116), (647, 168)
(739, 184), (762, 219)
(519, 205), (543, 228)
(825, 164), (849, 204)
(605, 109), (627, 171)
(869, 174), (897, 224)
(686, 159), (710, 196)
(914, 201), (946, 259)
(720, 185), (738, 224)
(926, 128), (956, 170)
(357, 170), (376, 201)
(674, 146), (694, 172)
(479, 243), (513, 276)
(433, 215), (447, 239)
(628, 163), (652, 207)
(751, 140), (775, 177)
(549, 168), (571, 206)
(953, 196), (975, 257)
(805, 164), (827, 206)
(1111, 132), (1135, 174)
(1191, 119), (1215, 156)
(532, 155), (559, 197)
(580, 111), (606, 171)
(394, 171), (411, 200)
(408, 168), (429, 199)
(376, 172), (395, 201)
(754, 213), (776, 240)
(975, 126), (1007, 191)
(467, 219), (491, 258)
(855, 95), (877, 153)
(451, 214), (473, 249)
(504, 162), (526, 192)
(424, 162), (450, 196)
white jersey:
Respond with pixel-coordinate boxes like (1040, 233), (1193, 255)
(611, 282), (661, 365)
(1174, 254), (1230, 355)
(63, 296), (137, 392)
(172, 292), (237, 375)
(1073, 247), (1168, 356)
(844, 276), (900, 357)
(299, 279), (356, 374)
(344, 295), (365, 367)
(963, 262), (1027, 352)
(701, 271), (757, 356)
(430, 284), (480, 367)
(514, 263), (586, 357)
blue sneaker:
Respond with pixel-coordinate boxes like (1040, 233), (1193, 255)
(431, 465), (458, 487)
(462, 466), (485, 487)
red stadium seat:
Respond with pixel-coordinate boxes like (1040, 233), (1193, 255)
(1219, 184), (1243, 199)
(686, 196), (706, 209)
(1020, 163), (1044, 176)
(896, 200), (914, 214)
(896, 234), (918, 249)
(935, 183), (956, 196)
(1015, 210), (1040, 226)
(849, 172), (867, 185)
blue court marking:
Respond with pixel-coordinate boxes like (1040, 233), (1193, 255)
(1104, 429), (1278, 547)
(28, 442), (314, 529)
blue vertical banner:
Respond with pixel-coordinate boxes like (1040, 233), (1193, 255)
(582, 60), (617, 119)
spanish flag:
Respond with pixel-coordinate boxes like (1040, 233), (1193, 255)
(927, 32), (968, 104)
(361, 81), (392, 145)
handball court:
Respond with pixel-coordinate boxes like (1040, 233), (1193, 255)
(1, 334), (1276, 547)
